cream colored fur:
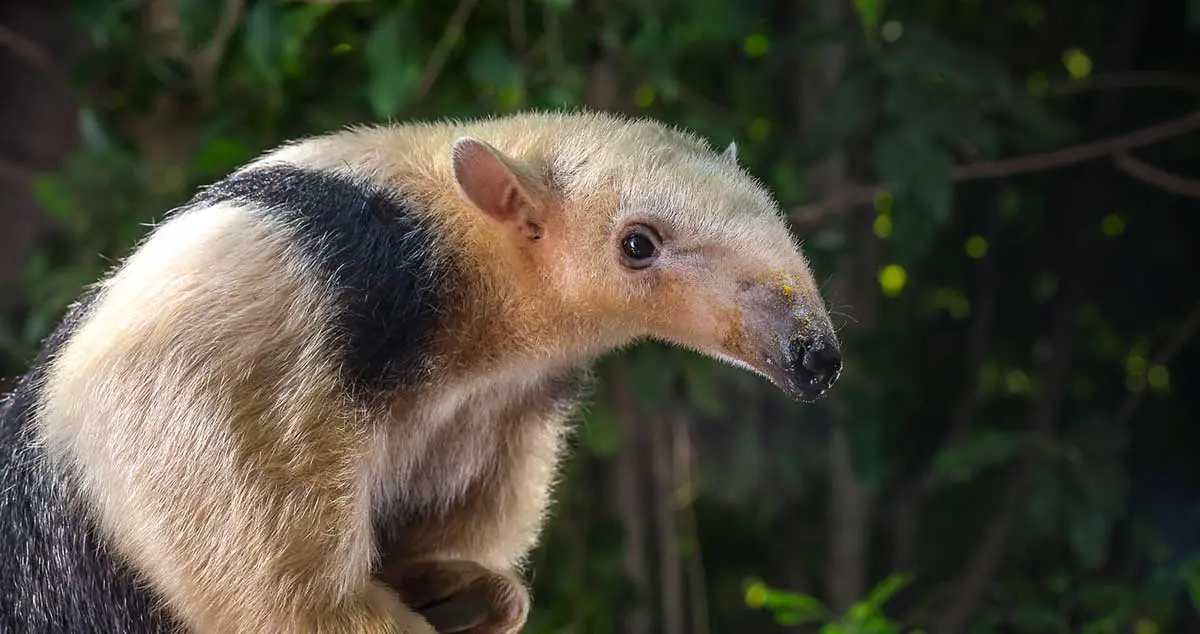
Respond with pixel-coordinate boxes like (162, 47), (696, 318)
(34, 110), (832, 633)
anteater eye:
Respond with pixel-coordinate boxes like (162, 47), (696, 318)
(619, 227), (660, 268)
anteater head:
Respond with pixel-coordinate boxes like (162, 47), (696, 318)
(448, 113), (841, 402)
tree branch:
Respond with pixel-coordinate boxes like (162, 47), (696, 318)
(793, 109), (1200, 222)
(0, 24), (57, 75)
(1112, 152), (1200, 199)
(676, 416), (711, 634)
(955, 111), (1200, 179)
(609, 361), (653, 634)
(507, 0), (527, 54)
(193, 0), (246, 91)
(652, 407), (685, 634)
(409, 0), (482, 108)
(1049, 70), (1200, 97)
(0, 154), (37, 184)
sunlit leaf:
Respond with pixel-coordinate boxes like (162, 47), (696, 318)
(743, 578), (768, 607)
(747, 581), (829, 625)
(864, 573), (912, 609)
(1062, 47), (1093, 80)
(853, 0), (886, 37)
(743, 33), (769, 57)
(1134, 618), (1160, 634)
(878, 264), (907, 296)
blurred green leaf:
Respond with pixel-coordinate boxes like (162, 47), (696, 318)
(467, 39), (523, 106)
(871, 125), (955, 264)
(929, 428), (1024, 485)
(579, 399), (621, 458)
(1069, 509), (1111, 572)
(176, 0), (221, 50)
(78, 108), (112, 151)
(243, 0), (283, 85)
(1024, 464), (1063, 540)
(747, 581), (829, 625)
(1010, 601), (1068, 632)
(854, 0), (885, 37)
(365, 11), (421, 118)
(1177, 556), (1200, 613)
(864, 573), (912, 609)
(191, 137), (253, 178)
(279, 3), (333, 77)
(32, 176), (76, 222)
(683, 359), (728, 418)
(627, 344), (677, 409)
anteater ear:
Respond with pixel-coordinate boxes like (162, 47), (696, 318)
(451, 137), (545, 240)
(721, 141), (738, 165)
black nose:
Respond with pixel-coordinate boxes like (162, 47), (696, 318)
(787, 334), (842, 401)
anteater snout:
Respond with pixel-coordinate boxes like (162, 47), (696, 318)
(786, 333), (842, 402)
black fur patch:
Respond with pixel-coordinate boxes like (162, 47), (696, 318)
(0, 287), (179, 634)
(187, 164), (451, 397)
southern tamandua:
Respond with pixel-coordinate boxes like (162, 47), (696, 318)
(0, 110), (842, 633)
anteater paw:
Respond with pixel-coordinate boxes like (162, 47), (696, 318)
(386, 559), (530, 634)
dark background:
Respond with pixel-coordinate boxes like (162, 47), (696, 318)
(2, 1), (1199, 633)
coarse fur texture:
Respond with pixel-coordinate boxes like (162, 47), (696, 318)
(0, 109), (841, 633)
(0, 287), (178, 633)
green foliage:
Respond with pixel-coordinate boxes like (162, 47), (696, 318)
(745, 574), (917, 633)
(365, 10), (422, 118)
(972, 554), (1200, 634)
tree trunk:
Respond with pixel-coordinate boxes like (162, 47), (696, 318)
(0, 1), (79, 291)
(608, 362), (653, 634)
(652, 409), (685, 634)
